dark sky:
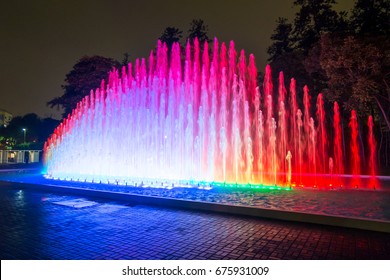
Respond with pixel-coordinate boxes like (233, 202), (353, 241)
(0, 0), (354, 119)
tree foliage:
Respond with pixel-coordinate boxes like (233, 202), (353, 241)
(187, 19), (210, 46)
(0, 136), (15, 150)
(158, 27), (183, 50)
(0, 113), (60, 148)
(291, 0), (347, 52)
(47, 56), (120, 118)
(267, 17), (293, 62)
(351, 0), (390, 36)
(268, 0), (349, 97)
(270, 51), (312, 93)
(319, 34), (390, 130)
(159, 19), (211, 51)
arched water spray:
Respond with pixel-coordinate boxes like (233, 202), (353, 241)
(44, 38), (379, 189)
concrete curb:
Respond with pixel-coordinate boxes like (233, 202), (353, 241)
(1, 180), (389, 233)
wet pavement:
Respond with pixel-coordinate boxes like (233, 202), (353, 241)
(0, 185), (389, 260)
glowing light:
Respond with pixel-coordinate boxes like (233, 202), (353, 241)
(44, 38), (379, 190)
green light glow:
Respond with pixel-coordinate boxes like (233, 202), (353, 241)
(45, 174), (293, 192)
(182, 180), (292, 191)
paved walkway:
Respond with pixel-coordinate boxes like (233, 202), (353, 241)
(0, 185), (389, 260)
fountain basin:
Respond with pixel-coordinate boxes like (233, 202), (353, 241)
(1, 171), (389, 231)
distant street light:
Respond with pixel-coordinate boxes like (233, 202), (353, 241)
(22, 128), (26, 144)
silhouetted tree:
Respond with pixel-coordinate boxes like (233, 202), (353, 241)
(269, 50), (314, 96)
(187, 19), (210, 46)
(3, 114), (39, 144)
(159, 26), (183, 50)
(121, 52), (131, 66)
(351, 0), (390, 36)
(47, 56), (120, 118)
(267, 17), (293, 62)
(291, 0), (348, 53)
(319, 34), (390, 131)
(267, 1), (349, 94)
(303, 38), (329, 94)
(0, 113), (60, 148)
(38, 118), (60, 142)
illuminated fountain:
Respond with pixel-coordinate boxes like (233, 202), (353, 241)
(43, 38), (379, 190)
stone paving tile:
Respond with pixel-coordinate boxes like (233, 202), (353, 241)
(0, 186), (389, 260)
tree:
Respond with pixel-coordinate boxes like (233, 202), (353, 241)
(158, 26), (183, 50)
(319, 34), (390, 131)
(38, 118), (60, 143)
(47, 56), (120, 118)
(187, 19), (210, 46)
(0, 113), (60, 149)
(2, 114), (40, 144)
(267, 17), (293, 62)
(0, 136), (15, 150)
(304, 38), (329, 94)
(121, 52), (131, 66)
(351, 0), (390, 36)
(291, 0), (347, 53)
(267, 1), (348, 94)
(269, 50), (313, 94)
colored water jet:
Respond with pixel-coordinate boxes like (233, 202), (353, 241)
(349, 110), (361, 188)
(43, 38), (379, 189)
(333, 102), (344, 186)
(367, 115), (378, 189)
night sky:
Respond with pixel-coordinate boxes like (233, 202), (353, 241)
(0, 0), (354, 119)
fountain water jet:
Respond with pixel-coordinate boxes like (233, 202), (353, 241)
(333, 102), (344, 186)
(43, 38), (379, 190)
(350, 110), (361, 188)
(368, 116), (378, 189)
